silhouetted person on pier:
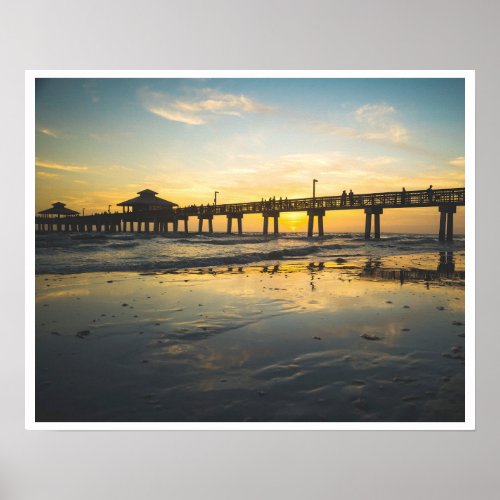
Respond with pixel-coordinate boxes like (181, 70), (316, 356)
(401, 187), (406, 204)
(426, 185), (433, 203)
(348, 189), (354, 206)
(341, 190), (347, 206)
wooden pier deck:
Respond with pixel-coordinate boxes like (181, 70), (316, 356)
(35, 187), (465, 241)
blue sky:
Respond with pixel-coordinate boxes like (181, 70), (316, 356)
(35, 77), (465, 232)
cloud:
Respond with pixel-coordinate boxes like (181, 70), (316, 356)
(316, 103), (409, 145)
(363, 125), (409, 144)
(139, 151), (409, 205)
(140, 88), (272, 125)
(355, 103), (395, 125)
(36, 159), (134, 177)
(98, 164), (135, 173)
(36, 171), (59, 178)
(147, 106), (206, 125)
(449, 156), (465, 168)
(315, 122), (357, 138)
(35, 150), (464, 214)
(35, 159), (89, 172)
(417, 161), (465, 183)
(355, 104), (409, 144)
(37, 127), (58, 138)
(204, 152), (464, 199)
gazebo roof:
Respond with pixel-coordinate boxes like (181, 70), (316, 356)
(117, 189), (178, 207)
(38, 202), (79, 216)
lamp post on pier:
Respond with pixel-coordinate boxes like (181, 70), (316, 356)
(214, 191), (219, 206)
(312, 179), (318, 207)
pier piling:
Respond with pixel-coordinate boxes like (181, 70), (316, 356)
(438, 204), (457, 242)
(364, 207), (383, 240)
(198, 215), (214, 234)
(227, 214), (243, 235)
(307, 209), (325, 237)
(263, 211), (279, 236)
(364, 212), (371, 240)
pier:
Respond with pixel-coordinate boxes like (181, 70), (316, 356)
(35, 187), (465, 241)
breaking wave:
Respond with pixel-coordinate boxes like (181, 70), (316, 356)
(35, 232), (465, 275)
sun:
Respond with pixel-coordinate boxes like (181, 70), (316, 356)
(281, 211), (307, 232)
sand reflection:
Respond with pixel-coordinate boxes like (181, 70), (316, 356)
(35, 252), (465, 422)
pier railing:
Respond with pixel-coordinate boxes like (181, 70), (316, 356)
(176, 187), (465, 216)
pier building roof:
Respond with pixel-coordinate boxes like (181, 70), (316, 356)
(38, 202), (79, 216)
(117, 189), (178, 208)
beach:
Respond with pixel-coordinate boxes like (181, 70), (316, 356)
(35, 235), (465, 422)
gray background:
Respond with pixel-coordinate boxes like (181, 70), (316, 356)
(1, 1), (498, 498)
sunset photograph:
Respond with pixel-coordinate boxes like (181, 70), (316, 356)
(32, 74), (468, 425)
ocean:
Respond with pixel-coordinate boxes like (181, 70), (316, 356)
(35, 232), (465, 275)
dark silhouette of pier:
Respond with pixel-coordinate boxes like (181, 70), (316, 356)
(360, 252), (464, 283)
(35, 187), (465, 241)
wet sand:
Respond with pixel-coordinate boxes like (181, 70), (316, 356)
(35, 252), (465, 422)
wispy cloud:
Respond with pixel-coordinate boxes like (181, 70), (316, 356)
(146, 107), (206, 125)
(35, 159), (89, 172)
(449, 156), (465, 168)
(36, 170), (59, 178)
(37, 127), (58, 138)
(140, 88), (273, 125)
(317, 103), (409, 145)
(36, 158), (134, 174)
(355, 103), (409, 143)
(355, 103), (394, 125)
(139, 152), (413, 205)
